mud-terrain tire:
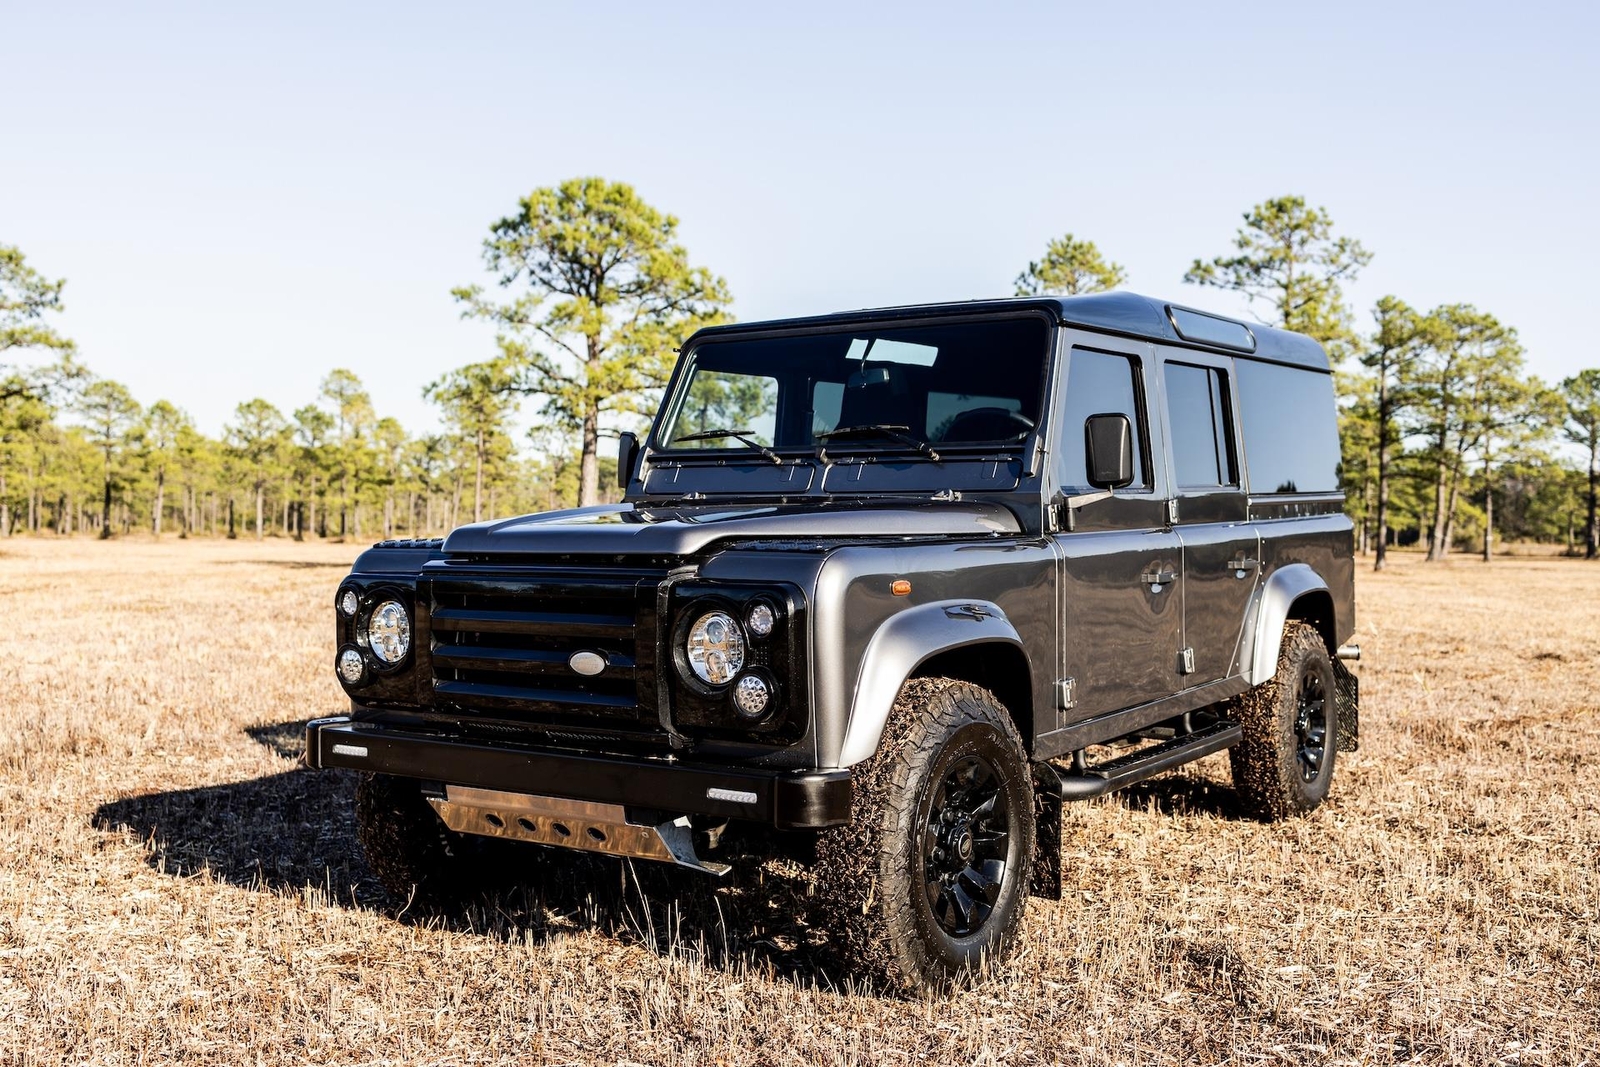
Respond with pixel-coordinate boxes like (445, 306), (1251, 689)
(355, 773), (492, 908)
(813, 677), (1035, 991)
(1229, 621), (1338, 820)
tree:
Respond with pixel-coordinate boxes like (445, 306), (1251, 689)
(1563, 369), (1600, 559)
(1184, 196), (1372, 353)
(1014, 234), (1125, 296)
(424, 357), (520, 523)
(1362, 297), (1422, 569)
(454, 177), (732, 507)
(1, 245), (76, 397)
(76, 379), (140, 537)
(292, 404), (334, 539)
(225, 399), (290, 539)
(319, 369), (373, 537)
(141, 400), (190, 536)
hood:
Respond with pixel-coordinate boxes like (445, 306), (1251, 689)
(440, 501), (1021, 557)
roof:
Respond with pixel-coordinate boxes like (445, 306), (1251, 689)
(690, 291), (1331, 372)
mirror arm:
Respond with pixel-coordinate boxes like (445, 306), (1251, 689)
(1059, 488), (1114, 532)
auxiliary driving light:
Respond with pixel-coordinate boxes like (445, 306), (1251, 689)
(339, 589), (359, 616)
(746, 602), (775, 637)
(337, 648), (365, 685)
(732, 673), (772, 720)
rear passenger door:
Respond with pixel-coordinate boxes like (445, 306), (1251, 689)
(1157, 353), (1260, 686)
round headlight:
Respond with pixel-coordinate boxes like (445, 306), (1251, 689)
(337, 648), (365, 685)
(365, 601), (411, 664)
(746, 602), (775, 638)
(732, 673), (772, 720)
(339, 589), (359, 617)
(685, 610), (745, 685)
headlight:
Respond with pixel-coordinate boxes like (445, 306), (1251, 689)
(365, 601), (411, 664)
(685, 610), (745, 685)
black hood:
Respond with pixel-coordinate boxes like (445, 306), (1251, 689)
(439, 501), (1021, 556)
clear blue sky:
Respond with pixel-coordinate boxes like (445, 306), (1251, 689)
(3, 1), (1595, 437)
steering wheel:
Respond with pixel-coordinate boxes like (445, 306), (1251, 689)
(939, 407), (1036, 444)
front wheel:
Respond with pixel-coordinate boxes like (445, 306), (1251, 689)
(813, 678), (1035, 991)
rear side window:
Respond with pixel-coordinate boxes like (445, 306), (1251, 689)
(1059, 349), (1147, 490)
(1235, 361), (1342, 493)
(1165, 362), (1236, 489)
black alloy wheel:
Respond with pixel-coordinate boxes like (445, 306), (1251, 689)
(1228, 621), (1339, 820)
(1293, 666), (1331, 784)
(921, 753), (1012, 938)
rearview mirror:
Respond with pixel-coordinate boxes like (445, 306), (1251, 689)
(617, 431), (639, 489)
(1085, 414), (1134, 489)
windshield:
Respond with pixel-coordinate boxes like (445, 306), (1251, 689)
(658, 317), (1051, 454)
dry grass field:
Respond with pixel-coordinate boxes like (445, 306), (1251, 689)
(0, 537), (1595, 1065)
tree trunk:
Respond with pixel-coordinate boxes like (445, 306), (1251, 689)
(1374, 375), (1391, 570)
(1426, 463), (1448, 561)
(255, 484), (265, 540)
(153, 469), (166, 537)
(474, 428), (485, 522)
(100, 455), (113, 540)
(578, 404), (601, 508)
(228, 497), (236, 539)
(1482, 454), (1494, 563)
(1588, 438), (1598, 560)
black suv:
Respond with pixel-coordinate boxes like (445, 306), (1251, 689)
(307, 292), (1359, 989)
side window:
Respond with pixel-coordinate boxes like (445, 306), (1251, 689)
(1165, 362), (1237, 489)
(1059, 349), (1147, 491)
(1234, 361), (1341, 493)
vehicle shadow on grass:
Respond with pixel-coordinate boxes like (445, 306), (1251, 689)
(91, 720), (852, 991)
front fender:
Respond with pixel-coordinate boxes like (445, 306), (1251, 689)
(1244, 563), (1330, 686)
(837, 599), (1024, 768)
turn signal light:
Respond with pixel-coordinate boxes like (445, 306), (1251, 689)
(891, 579), (912, 596)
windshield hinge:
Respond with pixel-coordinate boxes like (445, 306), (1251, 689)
(931, 488), (962, 502)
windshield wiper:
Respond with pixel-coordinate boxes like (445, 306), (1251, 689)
(672, 428), (782, 465)
(814, 424), (941, 462)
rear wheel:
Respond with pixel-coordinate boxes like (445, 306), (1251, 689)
(1229, 621), (1338, 820)
(813, 678), (1035, 990)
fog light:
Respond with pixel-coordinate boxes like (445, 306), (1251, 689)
(339, 589), (359, 616)
(732, 673), (772, 720)
(337, 648), (365, 685)
(746, 602), (775, 637)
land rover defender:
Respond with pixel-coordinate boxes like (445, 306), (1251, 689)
(306, 292), (1359, 989)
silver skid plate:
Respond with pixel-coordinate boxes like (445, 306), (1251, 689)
(427, 785), (730, 875)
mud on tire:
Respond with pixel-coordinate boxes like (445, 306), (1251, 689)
(1228, 621), (1338, 820)
(355, 773), (493, 908)
(812, 677), (1035, 991)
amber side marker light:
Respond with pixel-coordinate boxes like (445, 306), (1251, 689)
(891, 579), (912, 596)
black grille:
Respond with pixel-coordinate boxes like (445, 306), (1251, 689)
(422, 565), (665, 736)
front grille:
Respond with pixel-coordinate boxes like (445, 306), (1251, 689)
(421, 564), (666, 736)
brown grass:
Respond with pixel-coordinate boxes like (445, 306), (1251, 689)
(1, 538), (1596, 1065)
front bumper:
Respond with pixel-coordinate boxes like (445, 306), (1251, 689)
(304, 717), (852, 830)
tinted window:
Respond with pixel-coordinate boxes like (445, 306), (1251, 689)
(1165, 362), (1236, 489)
(1059, 349), (1147, 490)
(661, 318), (1050, 451)
(1235, 361), (1341, 493)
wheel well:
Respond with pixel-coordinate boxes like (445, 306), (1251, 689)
(1286, 590), (1336, 655)
(911, 642), (1034, 751)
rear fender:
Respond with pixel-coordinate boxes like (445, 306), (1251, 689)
(1244, 563), (1332, 686)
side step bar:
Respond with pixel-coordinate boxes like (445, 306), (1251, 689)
(1056, 720), (1243, 800)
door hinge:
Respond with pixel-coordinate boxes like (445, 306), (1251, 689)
(1179, 647), (1196, 674)
(1055, 677), (1076, 711)
(1166, 499), (1180, 525)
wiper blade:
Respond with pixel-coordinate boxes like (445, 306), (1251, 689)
(814, 424), (941, 462)
(671, 427), (782, 465)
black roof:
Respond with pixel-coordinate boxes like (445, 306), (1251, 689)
(691, 291), (1330, 372)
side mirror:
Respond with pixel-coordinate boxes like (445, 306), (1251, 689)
(617, 431), (639, 489)
(1085, 414), (1134, 489)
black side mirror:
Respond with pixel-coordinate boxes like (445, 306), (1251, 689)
(617, 431), (639, 489)
(1085, 413), (1134, 489)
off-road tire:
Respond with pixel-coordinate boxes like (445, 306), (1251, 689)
(355, 773), (488, 908)
(1229, 621), (1338, 820)
(813, 677), (1035, 991)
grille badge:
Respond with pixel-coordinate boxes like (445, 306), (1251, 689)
(569, 651), (607, 676)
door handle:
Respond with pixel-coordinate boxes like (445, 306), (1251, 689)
(1140, 569), (1177, 587)
(1227, 558), (1260, 571)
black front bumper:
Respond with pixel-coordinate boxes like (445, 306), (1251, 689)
(305, 717), (852, 830)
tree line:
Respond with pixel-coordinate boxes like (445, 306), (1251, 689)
(3, 182), (1597, 562)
